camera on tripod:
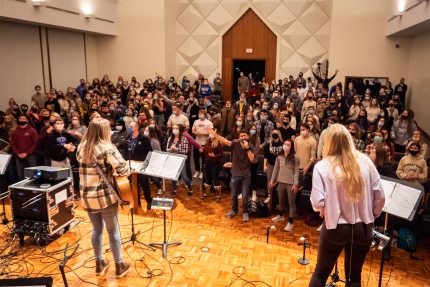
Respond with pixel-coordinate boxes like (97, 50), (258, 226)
(317, 62), (322, 67)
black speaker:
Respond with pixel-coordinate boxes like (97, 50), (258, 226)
(0, 277), (53, 286)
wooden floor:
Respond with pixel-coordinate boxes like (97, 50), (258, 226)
(1, 185), (430, 287)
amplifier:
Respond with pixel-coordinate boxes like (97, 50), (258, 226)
(0, 277), (53, 286)
(9, 178), (75, 236)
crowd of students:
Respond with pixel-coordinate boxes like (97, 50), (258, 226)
(0, 71), (427, 232)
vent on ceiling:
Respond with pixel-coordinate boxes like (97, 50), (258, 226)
(95, 17), (114, 24)
(46, 6), (80, 16)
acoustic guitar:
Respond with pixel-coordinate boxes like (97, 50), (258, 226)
(114, 176), (134, 209)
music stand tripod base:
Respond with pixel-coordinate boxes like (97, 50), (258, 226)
(149, 210), (182, 258)
(298, 258), (309, 265)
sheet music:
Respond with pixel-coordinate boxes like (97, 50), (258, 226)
(160, 155), (184, 180)
(0, 154), (11, 175)
(382, 180), (422, 219)
(145, 152), (168, 176)
(380, 179), (396, 199)
(130, 161), (143, 171)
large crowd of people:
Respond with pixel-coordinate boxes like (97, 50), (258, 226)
(0, 71), (427, 282)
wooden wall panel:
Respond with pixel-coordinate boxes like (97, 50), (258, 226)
(222, 9), (277, 101)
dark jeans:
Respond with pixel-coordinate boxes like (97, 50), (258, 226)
(16, 154), (37, 181)
(308, 222), (373, 287)
(250, 162), (258, 191)
(151, 176), (161, 190)
(394, 143), (406, 153)
(185, 152), (192, 179)
(204, 160), (221, 186)
(137, 174), (152, 205)
(230, 176), (251, 213)
(193, 147), (205, 172)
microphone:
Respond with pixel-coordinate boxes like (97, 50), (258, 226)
(299, 237), (307, 243)
(265, 226), (275, 230)
(298, 237), (310, 265)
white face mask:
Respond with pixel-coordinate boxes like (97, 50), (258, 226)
(300, 130), (307, 136)
(55, 124), (64, 131)
(236, 121), (242, 126)
(115, 126), (122, 131)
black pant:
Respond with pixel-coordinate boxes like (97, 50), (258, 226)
(250, 162), (258, 191)
(137, 174), (152, 205)
(204, 160), (221, 186)
(394, 143), (405, 153)
(214, 90), (221, 96)
(185, 152), (192, 179)
(308, 222), (373, 287)
(193, 147), (205, 172)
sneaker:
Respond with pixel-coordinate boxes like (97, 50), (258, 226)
(198, 172), (203, 179)
(316, 224), (323, 232)
(95, 258), (110, 276)
(187, 191), (193, 197)
(225, 210), (237, 218)
(243, 213), (249, 222)
(251, 190), (257, 202)
(264, 196), (270, 204)
(284, 222), (294, 232)
(271, 215), (284, 222)
(157, 189), (163, 195)
(115, 261), (132, 278)
(193, 171), (200, 178)
(171, 191), (177, 197)
(238, 193), (242, 200)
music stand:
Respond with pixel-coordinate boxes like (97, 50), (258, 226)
(140, 151), (186, 258)
(377, 176), (424, 287)
(0, 154), (12, 224)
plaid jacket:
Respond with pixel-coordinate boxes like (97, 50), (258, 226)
(77, 142), (130, 213)
(254, 120), (274, 147)
(166, 136), (189, 155)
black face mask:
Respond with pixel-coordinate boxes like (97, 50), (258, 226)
(42, 116), (50, 121)
(401, 115), (408, 120)
(49, 122), (55, 126)
(254, 104), (259, 107)
(32, 108), (38, 113)
(283, 121), (289, 126)
(117, 101), (121, 105)
(409, 150), (419, 156)
(13, 108), (19, 112)
(21, 109), (28, 113)
(17, 121), (27, 126)
(350, 132), (356, 137)
(91, 108), (97, 112)
(80, 83), (85, 86)
(389, 103), (394, 107)
(330, 102), (336, 106)
(272, 134), (278, 139)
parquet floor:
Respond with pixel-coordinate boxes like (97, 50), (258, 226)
(1, 184), (430, 287)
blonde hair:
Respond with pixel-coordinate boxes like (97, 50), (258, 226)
(323, 124), (365, 203)
(208, 136), (220, 148)
(80, 118), (112, 164)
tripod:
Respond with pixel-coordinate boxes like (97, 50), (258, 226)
(107, 202), (155, 252)
(326, 260), (346, 287)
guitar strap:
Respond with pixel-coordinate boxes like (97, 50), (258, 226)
(91, 156), (123, 205)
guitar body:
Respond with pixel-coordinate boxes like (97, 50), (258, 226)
(114, 176), (134, 209)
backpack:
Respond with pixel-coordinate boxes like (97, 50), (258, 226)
(398, 228), (417, 252)
(305, 211), (319, 226)
(249, 201), (270, 218)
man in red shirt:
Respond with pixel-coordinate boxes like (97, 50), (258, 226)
(10, 114), (38, 180)
(247, 83), (261, 106)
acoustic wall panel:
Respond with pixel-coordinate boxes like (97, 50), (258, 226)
(48, 28), (86, 92)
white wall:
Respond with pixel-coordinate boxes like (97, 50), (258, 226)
(408, 31), (430, 133)
(329, 0), (411, 88)
(94, 0), (166, 83)
(0, 20), (44, 110)
(48, 28), (86, 92)
(386, 0), (430, 36)
(0, 0), (117, 35)
(85, 34), (99, 81)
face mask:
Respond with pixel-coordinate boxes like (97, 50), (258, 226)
(330, 102), (336, 106)
(366, 90), (370, 94)
(283, 145), (290, 151)
(322, 76), (326, 80)
(273, 93), (279, 98)
(300, 130), (307, 136)
(412, 137), (420, 142)
(236, 121), (242, 126)
(70, 109), (74, 114)
(72, 119), (79, 125)
(379, 113), (384, 117)
(374, 136), (382, 143)
(86, 97), (91, 101)
(216, 74), (220, 77)
(36, 90), (41, 94)
(226, 105), (231, 108)
(124, 83), (128, 86)
(208, 134), (215, 139)
(144, 131), (149, 136)
(337, 93), (341, 97)
(308, 84), (312, 87)
(401, 115), (408, 120)
(372, 102), (377, 106)
(250, 130), (256, 135)
(239, 99), (245, 103)
(127, 127), (133, 134)
(17, 121), (27, 126)
(240, 73), (244, 77)
(262, 106), (268, 110)
(153, 96), (158, 100)
(55, 124), (64, 131)
(309, 124), (314, 130)
(172, 111), (177, 115)
(299, 74), (303, 78)
(378, 122), (384, 127)
(172, 129), (179, 135)
(283, 121), (289, 126)
(148, 124), (155, 129)
(271, 133), (278, 139)
(42, 116), (50, 121)
(265, 88), (269, 91)
(112, 95), (117, 100)
(409, 150), (419, 156)
(355, 100), (360, 104)
(273, 105), (278, 110)
(49, 121), (55, 126)
(199, 115), (205, 120)
(308, 110), (314, 115)
(260, 116), (267, 121)
(394, 98), (399, 102)
(246, 117), (252, 121)
(350, 132), (356, 137)
(285, 101), (290, 105)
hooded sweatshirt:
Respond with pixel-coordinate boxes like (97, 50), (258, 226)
(46, 129), (77, 161)
(396, 153), (428, 186)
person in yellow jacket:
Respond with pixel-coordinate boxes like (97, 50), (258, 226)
(396, 142), (428, 186)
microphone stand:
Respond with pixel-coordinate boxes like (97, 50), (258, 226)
(298, 238), (310, 265)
